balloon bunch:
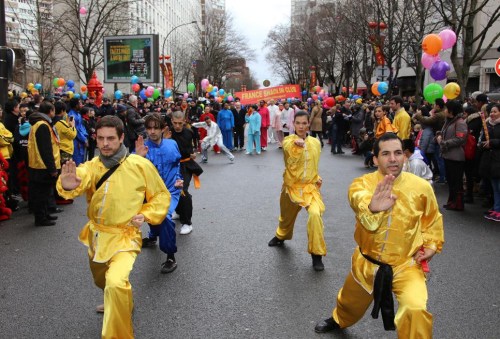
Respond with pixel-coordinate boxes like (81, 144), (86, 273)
(200, 78), (233, 102)
(26, 82), (43, 96)
(421, 28), (460, 103)
(50, 77), (88, 99)
(307, 86), (330, 104)
(371, 81), (389, 96)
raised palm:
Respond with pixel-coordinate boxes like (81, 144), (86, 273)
(60, 160), (82, 190)
(369, 175), (397, 212)
(135, 135), (149, 157)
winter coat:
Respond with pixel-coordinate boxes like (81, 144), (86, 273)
(440, 116), (467, 161)
(478, 119), (500, 179)
(310, 106), (323, 132)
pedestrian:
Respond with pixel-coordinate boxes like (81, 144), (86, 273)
(126, 95), (146, 152)
(68, 98), (88, 166)
(231, 101), (246, 150)
(268, 110), (327, 271)
(402, 138), (433, 184)
(389, 96), (411, 140)
(374, 105), (397, 138)
(281, 101), (293, 137)
(192, 115), (235, 163)
(56, 115), (170, 339)
(170, 111), (203, 235)
(27, 102), (60, 226)
(437, 100), (468, 211)
(267, 99), (279, 144)
(310, 100), (324, 147)
(217, 102), (234, 150)
(258, 100), (270, 150)
(245, 105), (261, 155)
(315, 132), (444, 338)
(272, 103), (284, 148)
(136, 114), (183, 272)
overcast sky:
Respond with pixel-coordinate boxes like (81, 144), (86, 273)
(225, 0), (291, 88)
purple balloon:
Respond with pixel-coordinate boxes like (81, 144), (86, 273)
(422, 53), (439, 69)
(430, 60), (450, 81)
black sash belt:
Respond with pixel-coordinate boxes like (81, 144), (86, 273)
(360, 248), (396, 331)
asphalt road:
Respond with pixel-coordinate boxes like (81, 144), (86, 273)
(1, 142), (499, 339)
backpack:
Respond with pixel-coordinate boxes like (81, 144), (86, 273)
(463, 131), (476, 161)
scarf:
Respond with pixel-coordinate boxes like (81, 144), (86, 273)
(99, 143), (128, 169)
(487, 117), (500, 126)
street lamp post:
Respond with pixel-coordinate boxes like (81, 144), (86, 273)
(161, 20), (197, 94)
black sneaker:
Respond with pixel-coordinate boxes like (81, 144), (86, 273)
(268, 236), (285, 247)
(312, 254), (324, 271)
(142, 237), (157, 248)
(161, 258), (177, 274)
(314, 317), (340, 333)
(47, 215), (58, 221)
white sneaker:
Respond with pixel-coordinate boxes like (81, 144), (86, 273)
(172, 212), (180, 220)
(180, 224), (192, 235)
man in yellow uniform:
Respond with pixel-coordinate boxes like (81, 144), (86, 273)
(268, 110), (327, 271)
(56, 116), (170, 339)
(315, 132), (444, 338)
(390, 96), (411, 140)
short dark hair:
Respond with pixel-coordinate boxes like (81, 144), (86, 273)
(373, 132), (401, 156)
(434, 98), (445, 109)
(3, 99), (19, 114)
(445, 100), (463, 117)
(69, 98), (81, 109)
(96, 115), (124, 138)
(390, 96), (403, 106)
(145, 113), (165, 129)
(54, 101), (67, 115)
(38, 101), (54, 115)
(476, 94), (488, 103)
(293, 110), (310, 121)
(402, 139), (415, 154)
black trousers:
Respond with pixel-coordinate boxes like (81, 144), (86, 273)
(444, 159), (465, 201)
(233, 125), (245, 149)
(29, 180), (52, 222)
(175, 166), (193, 225)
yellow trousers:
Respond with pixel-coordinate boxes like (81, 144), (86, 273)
(332, 266), (433, 339)
(89, 251), (137, 339)
(275, 190), (327, 255)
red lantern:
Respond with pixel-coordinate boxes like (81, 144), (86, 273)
(368, 22), (378, 29)
(379, 22), (387, 29)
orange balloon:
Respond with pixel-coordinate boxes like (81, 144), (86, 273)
(372, 82), (381, 96)
(81, 85), (87, 92)
(422, 34), (443, 56)
(58, 78), (66, 87)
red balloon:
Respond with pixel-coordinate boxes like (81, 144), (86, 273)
(312, 94), (318, 100)
(342, 86), (347, 92)
(325, 97), (335, 108)
(131, 84), (140, 92)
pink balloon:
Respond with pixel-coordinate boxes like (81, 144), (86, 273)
(183, 93), (189, 99)
(201, 79), (209, 88)
(227, 95), (234, 102)
(146, 86), (154, 92)
(79, 7), (87, 15)
(442, 94), (448, 103)
(421, 53), (439, 69)
(439, 29), (457, 50)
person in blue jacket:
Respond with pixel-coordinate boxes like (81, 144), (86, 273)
(135, 113), (183, 273)
(67, 98), (88, 165)
(217, 101), (235, 150)
(245, 104), (262, 154)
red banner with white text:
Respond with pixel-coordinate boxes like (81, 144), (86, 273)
(235, 85), (301, 105)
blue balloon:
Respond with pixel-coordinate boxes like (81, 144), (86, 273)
(34, 83), (42, 90)
(378, 82), (389, 95)
(67, 87), (75, 93)
(164, 89), (172, 98)
(131, 75), (139, 84)
(140, 89), (147, 100)
(210, 90), (217, 96)
(73, 93), (81, 99)
(114, 90), (122, 100)
(352, 95), (360, 100)
(67, 80), (75, 88)
(81, 94), (87, 100)
(302, 90), (307, 95)
(219, 89), (225, 96)
(287, 98), (292, 103)
(213, 86), (218, 92)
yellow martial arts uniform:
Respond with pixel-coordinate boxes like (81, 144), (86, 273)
(393, 108), (411, 140)
(275, 134), (326, 255)
(332, 171), (444, 338)
(56, 154), (170, 339)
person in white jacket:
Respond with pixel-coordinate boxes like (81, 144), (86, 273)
(402, 139), (433, 185)
(281, 102), (295, 136)
(267, 99), (279, 143)
(192, 116), (235, 163)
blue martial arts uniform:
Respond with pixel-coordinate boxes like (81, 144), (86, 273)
(68, 109), (88, 165)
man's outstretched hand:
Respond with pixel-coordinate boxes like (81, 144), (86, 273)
(368, 174), (397, 213)
(135, 135), (149, 157)
(60, 160), (82, 191)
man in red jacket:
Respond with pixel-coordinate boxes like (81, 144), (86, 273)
(258, 100), (270, 151)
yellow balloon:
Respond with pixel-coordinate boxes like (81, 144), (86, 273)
(67, 91), (74, 99)
(20, 92), (28, 98)
(27, 82), (34, 89)
(443, 82), (460, 100)
(206, 84), (213, 92)
(8, 91), (14, 98)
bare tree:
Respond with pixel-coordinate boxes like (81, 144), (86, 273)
(8, 0), (60, 89)
(432, 0), (500, 97)
(54, 0), (137, 83)
(169, 41), (198, 94)
(198, 9), (255, 87)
